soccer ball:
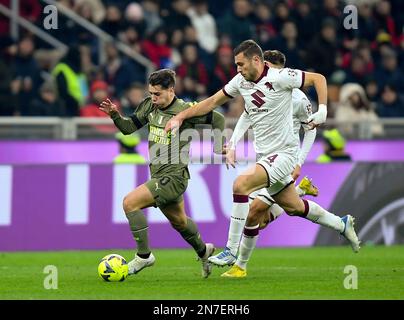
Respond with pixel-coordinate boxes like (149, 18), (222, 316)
(98, 254), (129, 282)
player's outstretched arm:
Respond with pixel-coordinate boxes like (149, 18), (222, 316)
(228, 111), (251, 150)
(303, 72), (328, 129)
(164, 90), (230, 133)
(99, 98), (137, 135)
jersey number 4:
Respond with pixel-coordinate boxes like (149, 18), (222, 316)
(251, 90), (265, 108)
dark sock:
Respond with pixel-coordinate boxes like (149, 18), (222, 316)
(179, 218), (206, 257)
(126, 210), (151, 255)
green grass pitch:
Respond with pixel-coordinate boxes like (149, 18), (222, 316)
(1, 246), (403, 300)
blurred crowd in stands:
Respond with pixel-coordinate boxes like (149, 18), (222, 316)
(0, 0), (403, 133)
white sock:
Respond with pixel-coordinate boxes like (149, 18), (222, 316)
(226, 194), (249, 255)
(296, 185), (305, 196)
(304, 200), (344, 232)
(236, 224), (259, 270)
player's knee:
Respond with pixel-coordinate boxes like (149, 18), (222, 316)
(123, 195), (140, 213)
(233, 178), (249, 195)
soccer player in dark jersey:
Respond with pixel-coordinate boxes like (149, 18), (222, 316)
(99, 69), (225, 278)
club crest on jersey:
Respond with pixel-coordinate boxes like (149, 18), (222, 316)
(265, 82), (275, 91)
(240, 80), (255, 89)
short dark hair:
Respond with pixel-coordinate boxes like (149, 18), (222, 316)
(148, 69), (176, 89)
(264, 50), (286, 67)
(234, 40), (263, 61)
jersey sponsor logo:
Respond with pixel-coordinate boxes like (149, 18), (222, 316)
(149, 125), (171, 145)
(240, 80), (255, 89)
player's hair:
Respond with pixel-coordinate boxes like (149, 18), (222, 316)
(264, 50), (286, 67)
(148, 69), (176, 89)
(234, 40), (264, 61)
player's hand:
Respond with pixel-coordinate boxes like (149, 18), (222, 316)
(307, 104), (327, 130)
(291, 165), (301, 181)
(164, 114), (184, 134)
(225, 148), (236, 169)
(99, 98), (118, 116)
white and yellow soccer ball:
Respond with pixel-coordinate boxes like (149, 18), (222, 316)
(98, 254), (129, 282)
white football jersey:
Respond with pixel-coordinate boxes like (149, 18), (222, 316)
(292, 88), (312, 138)
(224, 65), (305, 156)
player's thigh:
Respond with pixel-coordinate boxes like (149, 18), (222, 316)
(144, 175), (188, 208)
(234, 164), (269, 194)
(123, 184), (156, 213)
(160, 200), (187, 230)
(272, 183), (305, 214)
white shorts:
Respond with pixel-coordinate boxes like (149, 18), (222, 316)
(249, 188), (275, 206)
(256, 152), (296, 196)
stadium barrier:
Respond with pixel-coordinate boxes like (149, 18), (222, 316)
(1, 162), (403, 251)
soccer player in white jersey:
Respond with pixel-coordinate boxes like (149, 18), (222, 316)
(208, 49), (321, 267)
(165, 40), (360, 277)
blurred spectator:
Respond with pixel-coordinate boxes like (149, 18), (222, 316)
(271, 0), (292, 34)
(80, 80), (111, 117)
(52, 46), (87, 116)
(125, 2), (147, 37)
(0, 36), (18, 116)
(374, 45), (404, 93)
(29, 82), (64, 116)
(305, 18), (339, 77)
(14, 36), (42, 116)
(100, 4), (127, 38)
(335, 83), (384, 139)
(319, 0), (343, 33)
(74, 0), (106, 25)
(374, 0), (399, 45)
(292, 0), (318, 49)
(103, 41), (142, 97)
(376, 84), (404, 118)
(176, 43), (209, 100)
(267, 20), (303, 69)
(141, 27), (173, 68)
(80, 80), (120, 134)
(209, 45), (237, 96)
(162, 0), (192, 33)
(114, 132), (147, 164)
(356, 1), (378, 42)
(342, 53), (371, 86)
(218, 0), (255, 46)
(253, 1), (276, 48)
(120, 83), (146, 116)
(187, 0), (219, 54)
(169, 28), (185, 68)
(364, 77), (380, 104)
(316, 129), (352, 163)
(141, 0), (163, 35)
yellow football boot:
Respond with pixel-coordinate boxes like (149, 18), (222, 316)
(221, 265), (247, 278)
(298, 176), (319, 196)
